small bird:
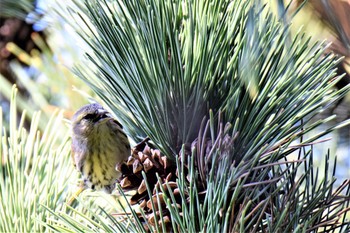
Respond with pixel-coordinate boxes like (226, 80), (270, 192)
(69, 103), (130, 203)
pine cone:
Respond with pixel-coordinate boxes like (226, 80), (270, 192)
(118, 138), (178, 230)
(118, 136), (229, 231)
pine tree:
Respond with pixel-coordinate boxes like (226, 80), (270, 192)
(49, 0), (350, 232)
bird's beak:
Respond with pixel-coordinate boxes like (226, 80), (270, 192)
(97, 109), (108, 116)
(97, 109), (113, 123)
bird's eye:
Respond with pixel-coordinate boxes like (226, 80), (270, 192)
(82, 114), (95, 121)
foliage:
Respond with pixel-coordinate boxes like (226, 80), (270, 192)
(0, 87), (73, 232)
(62, 0), (348, 159)
(0, 0), (34, 18)
(43, 114), (350, 232)
(1, 0), (350, 232)
(0, 88), (133, 232)
(40, 0), (350, 231)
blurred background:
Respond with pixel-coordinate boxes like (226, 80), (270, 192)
(0, 0), (94, 129)
(0, 0), (349, 178)
(290, 0), (350, 180)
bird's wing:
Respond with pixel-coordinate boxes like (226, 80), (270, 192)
(111, 119), (123, 128)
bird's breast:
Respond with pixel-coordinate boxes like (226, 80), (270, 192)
(80, 122), (130, 189)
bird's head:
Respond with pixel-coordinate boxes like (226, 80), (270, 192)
(71, 103), (112, 138)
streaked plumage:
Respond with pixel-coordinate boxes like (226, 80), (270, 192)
(71, 103), (130, 193)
